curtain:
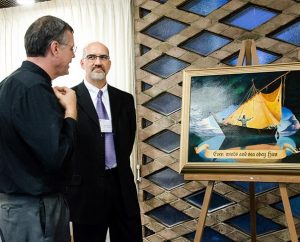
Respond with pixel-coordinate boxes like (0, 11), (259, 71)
(0, 0), (138, 179)
(0, 0), (135, 93)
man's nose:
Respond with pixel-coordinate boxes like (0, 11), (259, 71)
(94, 57), (104, 64)
(94, 63), (103, 68)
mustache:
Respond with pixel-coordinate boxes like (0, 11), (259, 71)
(92, 65), (104, 72)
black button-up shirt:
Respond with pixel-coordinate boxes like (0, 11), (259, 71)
(0, 61), (76, 195)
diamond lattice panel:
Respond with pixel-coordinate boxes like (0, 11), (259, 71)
(146, 167), (185, 190)
(184, 190), (235, 212)
(178, 0), (229, 17)
(152, 0), (168, 3)
(143, 92), (181, 116)
(179, 30), (232, 56)
(273, 194), (300, 218)
(141, 81), (152, 91)
(142, 17), (188, 41)
(222, 48), (281, 66)
(141, 118), (153, 129)
(144, 129), (180, 153)
(141, 54), (190, 79)
(146, 204), (192, 227)
(143, 191), (155, 201)
(135, 0), (300, 241)
(220, 4), (279, 31)
(268, 18), (300, 47)
(226, 213), (285, 236)
(144, 227), (155, 237)
(139, 7), (151, 18)
(227, 182), (278, 195)
(140, 44), (151, 55)
(142, 154), (154, 165)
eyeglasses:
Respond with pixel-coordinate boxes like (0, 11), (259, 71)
(60, 43), (77, 53)
(84, 54), (110, 61)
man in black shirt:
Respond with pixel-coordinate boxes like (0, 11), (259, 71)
(0, 15), (77, 242)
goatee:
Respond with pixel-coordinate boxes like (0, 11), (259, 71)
(91, 72), (106, 81)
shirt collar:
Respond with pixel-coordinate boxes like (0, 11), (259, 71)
(84, 80), (108, 96)
(22, 61), (51, 85)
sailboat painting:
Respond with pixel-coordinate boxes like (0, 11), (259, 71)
(180, 63), (300, 174)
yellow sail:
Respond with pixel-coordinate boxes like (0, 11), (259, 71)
(224, 83), (282, 129)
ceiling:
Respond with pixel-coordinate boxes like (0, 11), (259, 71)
(0, 0), (51, 9)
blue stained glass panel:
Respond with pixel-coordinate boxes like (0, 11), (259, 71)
(142, 154), (154, 164)
(146, 204), (192, 227)
(141, 118), (153, 129)
(222, 5), (278, 31)
(226, 213), (285, 236)
(227, 181), (278, 195)
(153, 0), (168, 3)
(143, 92), (181, 116)
(222, 48), (281, 66)
(270, 19), (300, 46)
(144, 227), (155, 237)
(273, 194), (300, 219)
(141, 45), (151, 55)
(141, 54), (190, 79)
(141, 81), (152, 91)
(179, 0), (229, 16)
(144, 129), (180, 153)
(142, 17), (188, 41)
(140, 44), (151, 55)
(183, 227), (234, 242)
(184, 190), (234, 212)
(143, 191), (155, 200)
(180, 31), (231, 56)
(139, 8), (151, 18)
(146, 167), (185, 190)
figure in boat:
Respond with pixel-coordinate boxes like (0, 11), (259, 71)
(218, 72), (289, 137)
(237, 115), (253, 127)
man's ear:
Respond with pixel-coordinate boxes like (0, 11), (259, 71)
(107, 60), (112, 72)
(48, 41), (60, 56)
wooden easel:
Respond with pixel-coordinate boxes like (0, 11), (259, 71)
(187, 39), (299, 242)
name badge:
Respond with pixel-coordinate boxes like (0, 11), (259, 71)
(99, 119), (112, 133)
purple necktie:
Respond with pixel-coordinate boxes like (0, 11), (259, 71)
(96, 90), (109, 120)
(96, 90), (117, 169)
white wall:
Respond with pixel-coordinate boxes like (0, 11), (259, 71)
(0, 0), (135, 93)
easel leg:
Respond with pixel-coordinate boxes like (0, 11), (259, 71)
(279, 183), (298, 242)
(194, 181), (214, 242)
(249, 182), (256, 242)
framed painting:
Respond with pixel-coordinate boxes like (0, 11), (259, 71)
(180, 62), (300, 175)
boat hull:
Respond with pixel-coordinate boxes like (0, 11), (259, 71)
(219, 123), (277, 137)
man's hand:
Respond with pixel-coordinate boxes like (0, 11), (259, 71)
(53, 86), (77, 120)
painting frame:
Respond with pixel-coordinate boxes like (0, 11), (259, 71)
(180, 62), (300, 175)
